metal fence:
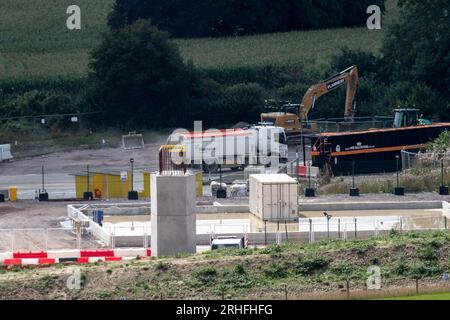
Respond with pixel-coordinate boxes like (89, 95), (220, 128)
(204, 278), (450, 301)
(402, 150), (450, 171)
(305, 116), (394, 133)
(0, 227), (102, 253)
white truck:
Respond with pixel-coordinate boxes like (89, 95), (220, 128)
(211, 236), (248, 250)
(168, 125), (288, 172)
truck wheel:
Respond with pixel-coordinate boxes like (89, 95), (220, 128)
(259, 153), (272, 168)
(202, 162), (219, 173)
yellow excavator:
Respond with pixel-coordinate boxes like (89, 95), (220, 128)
(260, 65), (359, 141)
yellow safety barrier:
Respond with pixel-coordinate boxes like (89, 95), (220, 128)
(9, 186), (17, 202)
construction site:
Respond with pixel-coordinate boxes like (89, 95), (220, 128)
(1, 98), (450, 264)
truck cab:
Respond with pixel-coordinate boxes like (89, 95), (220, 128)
(393, 108), (432, 128)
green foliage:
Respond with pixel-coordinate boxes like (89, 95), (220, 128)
(234, 263), (246, 276)
(380, 0), (450, 119)
(195, 267), (218, 285)
(263, 262), (288, 279)
(221, 264), (254, 289)
(393, 258), (409, 276)
(330, 47), (381, 79)
(417, 242), (440, 262)
(427, 130), (450, 154)
(260, 245), (283, 256)
(108, 0), (386, 38)
(330, 261), (354, 279)
(293, 255), (329, 276)
(154, 261), (170, 271)
(408, 262), (443, 278)
(389, 229), (401, 238)
(88, 20), (203, 128)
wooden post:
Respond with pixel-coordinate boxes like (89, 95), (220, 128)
(346, 279), (350, 299)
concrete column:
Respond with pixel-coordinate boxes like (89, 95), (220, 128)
(151, 173), (196, 256)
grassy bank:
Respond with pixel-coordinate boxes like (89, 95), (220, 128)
(1, 230), (449, 299)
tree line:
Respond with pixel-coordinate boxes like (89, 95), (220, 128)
(108, 0), (386, 38)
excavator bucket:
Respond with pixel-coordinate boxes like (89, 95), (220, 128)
(122, 132), (145, 150)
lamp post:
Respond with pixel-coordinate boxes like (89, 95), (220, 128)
(394, 155), (405, 196)
(323, 212), (333, 239)
(439, 158), (449, 195)
(217, 164), (227, 198)
(128, 158), (138, 200)
(305, 161), (315, 197)
(349, 160), (359, 196)
(39, 165), (49, 201)
(83, 165), (93, 200)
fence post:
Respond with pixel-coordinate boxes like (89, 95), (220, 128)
(11, 229), (14, 253)
(77, 232), (81, 250)
(400, 217), (403, 233)
(354, 218), (357, 239)
(284, 284), (288, 300)
(445, 216), (448, 230)
(45, 229), (49, 251)
(415, 278), (419, 294)
(284, 220), (288, 241)
(264, 220), (267, 246)
(346, 279), (350, 299)
(338, 219), (341, 239)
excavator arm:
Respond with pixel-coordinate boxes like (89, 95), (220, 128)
(299, 65), (359, 121)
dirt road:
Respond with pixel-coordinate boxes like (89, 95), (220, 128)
(0, 137), (167, 176)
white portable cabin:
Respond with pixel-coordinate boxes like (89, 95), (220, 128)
(0, 144), (13, 162)
(249, 174), (298, 222)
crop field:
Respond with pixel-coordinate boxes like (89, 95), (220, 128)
(175, 28), (384, 70)
(0, 0), (113, 80)
(0, 0), (399, 82)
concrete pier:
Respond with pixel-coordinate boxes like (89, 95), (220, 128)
(150, 173), (196, 256)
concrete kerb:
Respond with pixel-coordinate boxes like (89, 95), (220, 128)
(299, 201), (447, 212)
(70, 202), (249, 215)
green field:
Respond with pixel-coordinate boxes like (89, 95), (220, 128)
(0, 0), (113, 80)
(380, 292), (450, 300)
(0, 0), (398, 82)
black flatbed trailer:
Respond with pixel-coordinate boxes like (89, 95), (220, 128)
(310, 123), (450, 175)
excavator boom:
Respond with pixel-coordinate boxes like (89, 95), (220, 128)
(299, 65), (359, 121)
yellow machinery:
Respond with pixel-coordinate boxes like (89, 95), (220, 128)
(260, 65), (360, 141)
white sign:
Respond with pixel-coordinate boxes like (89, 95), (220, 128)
(120, 171), (128, 182)
(71, 116), (78, 123)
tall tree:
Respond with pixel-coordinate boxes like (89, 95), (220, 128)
(381, 0), (450, 101)
(88, 20), (200, 128)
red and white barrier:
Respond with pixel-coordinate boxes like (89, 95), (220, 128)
(0, 248), (151, 266)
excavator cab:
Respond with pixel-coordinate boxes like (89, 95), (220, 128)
(393, 108), (431, 128)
